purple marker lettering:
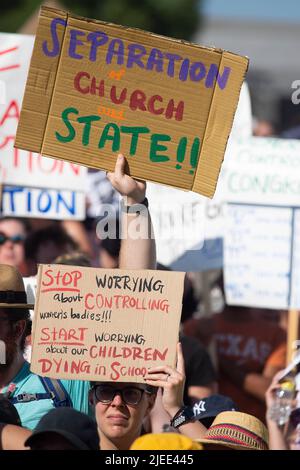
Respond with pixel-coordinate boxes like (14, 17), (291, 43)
(189, 62), (206, 82)
(42, 18), (67, 57)
(205, 65), (231, 89)
(164, 53), (182, 78)
(69, 30), (85, 60)
(106, 38), (125, 65)
(87, 31), (109, 61)
(127, 44), (146, 69)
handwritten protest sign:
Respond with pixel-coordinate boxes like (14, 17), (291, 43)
(224, 204), (300, 309)
(217, 137), (300, 206)
(2, 185), (85, 220)
(30, 265), (185, 382)
(0, 32), (87, 219)
(15, 6), (248, 198)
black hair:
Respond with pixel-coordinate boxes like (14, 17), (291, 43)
(25, 224), (78, 261)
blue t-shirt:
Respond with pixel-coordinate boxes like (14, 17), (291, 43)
(2, 362), (92, 430)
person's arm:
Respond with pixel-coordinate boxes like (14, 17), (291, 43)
(219, 358), (281, 402)
(265, 374), (288, 450)
(243, 363), (280, 401)
(0, 423), (32, 450)
(106, 154), (156, 269)
(144, 343), (207, 440)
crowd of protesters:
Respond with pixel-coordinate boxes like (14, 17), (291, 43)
(0, 154), (299, 451)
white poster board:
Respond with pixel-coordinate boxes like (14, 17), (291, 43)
(2, 185), (86, 220)
(0, 33), (87, 219)
(224, 204), (300, 309)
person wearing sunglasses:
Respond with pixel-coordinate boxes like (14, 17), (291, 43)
(0, 217), (28, 274)
(90, 343), (207, 450)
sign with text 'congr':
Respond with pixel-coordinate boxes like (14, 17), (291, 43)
(15, 6), (248, 198)
(31, 265), (185, 382)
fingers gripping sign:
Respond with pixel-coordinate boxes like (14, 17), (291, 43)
(144, 342), (186, 418)
(106, 154), (146, 205)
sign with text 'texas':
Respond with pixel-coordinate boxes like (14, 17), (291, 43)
(15, 6), (248, 198)
(31, 265), (185, 382)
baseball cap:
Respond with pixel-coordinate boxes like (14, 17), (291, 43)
(24, 408), (99, 450)
(192, 394), (238, 428)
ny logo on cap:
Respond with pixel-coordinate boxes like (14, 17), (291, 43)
(193, 400), (206, 416)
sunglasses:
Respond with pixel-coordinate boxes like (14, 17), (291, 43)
(0, 233), (25, 245)
(91, 385), (151, 406)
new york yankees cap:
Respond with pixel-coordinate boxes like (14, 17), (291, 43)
(192, 394), (238, 428)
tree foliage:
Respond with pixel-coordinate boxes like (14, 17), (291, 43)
(0, 0), (202, 40)
(63, 0), (201, 40)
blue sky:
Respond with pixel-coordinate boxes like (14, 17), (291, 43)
(202, 0), (300, 23)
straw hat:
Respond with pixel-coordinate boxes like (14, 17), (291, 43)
(196, 411), (269, 450)
(0, 264), (34, 309)
(130, 433), (203, 451)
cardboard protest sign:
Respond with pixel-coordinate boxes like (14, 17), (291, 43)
(31, 265), (185, 382)
(0, 32), (87, 219)
(15, 6), (248, 198)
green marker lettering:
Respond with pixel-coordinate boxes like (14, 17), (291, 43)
(77, 115), (101, 146)
(120, 126), (150, 156)
(98, 123), (120, 152)
(150, 134), (171, 162)
(55, 107), (78, 143)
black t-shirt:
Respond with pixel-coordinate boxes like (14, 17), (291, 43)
(180, 334), (217, 406)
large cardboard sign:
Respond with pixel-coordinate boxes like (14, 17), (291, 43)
(31, 265), (185, 382)
(15, 6), (248, 198)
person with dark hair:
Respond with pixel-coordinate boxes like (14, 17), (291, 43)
(0, 217), (29, 275)
(24, 408), (100, 450)
(25, 224), (78, 275)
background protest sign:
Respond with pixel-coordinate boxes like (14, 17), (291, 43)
(15, 6), (248, 198)
(1, 186), (86, 220)
(224, 204), (300, 309)
(0, 32), (87, 220)
(217, 137), (300, 206)
(31, 264), (185, 382)
(220, 138), (300, 309)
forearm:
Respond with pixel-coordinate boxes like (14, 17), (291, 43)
(119, 209), (156, 270)
(244, 374), (272, 401)
(266, 419), (288, 450)
(0, 424), (31, 450)
(177, 420), (207, 440)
